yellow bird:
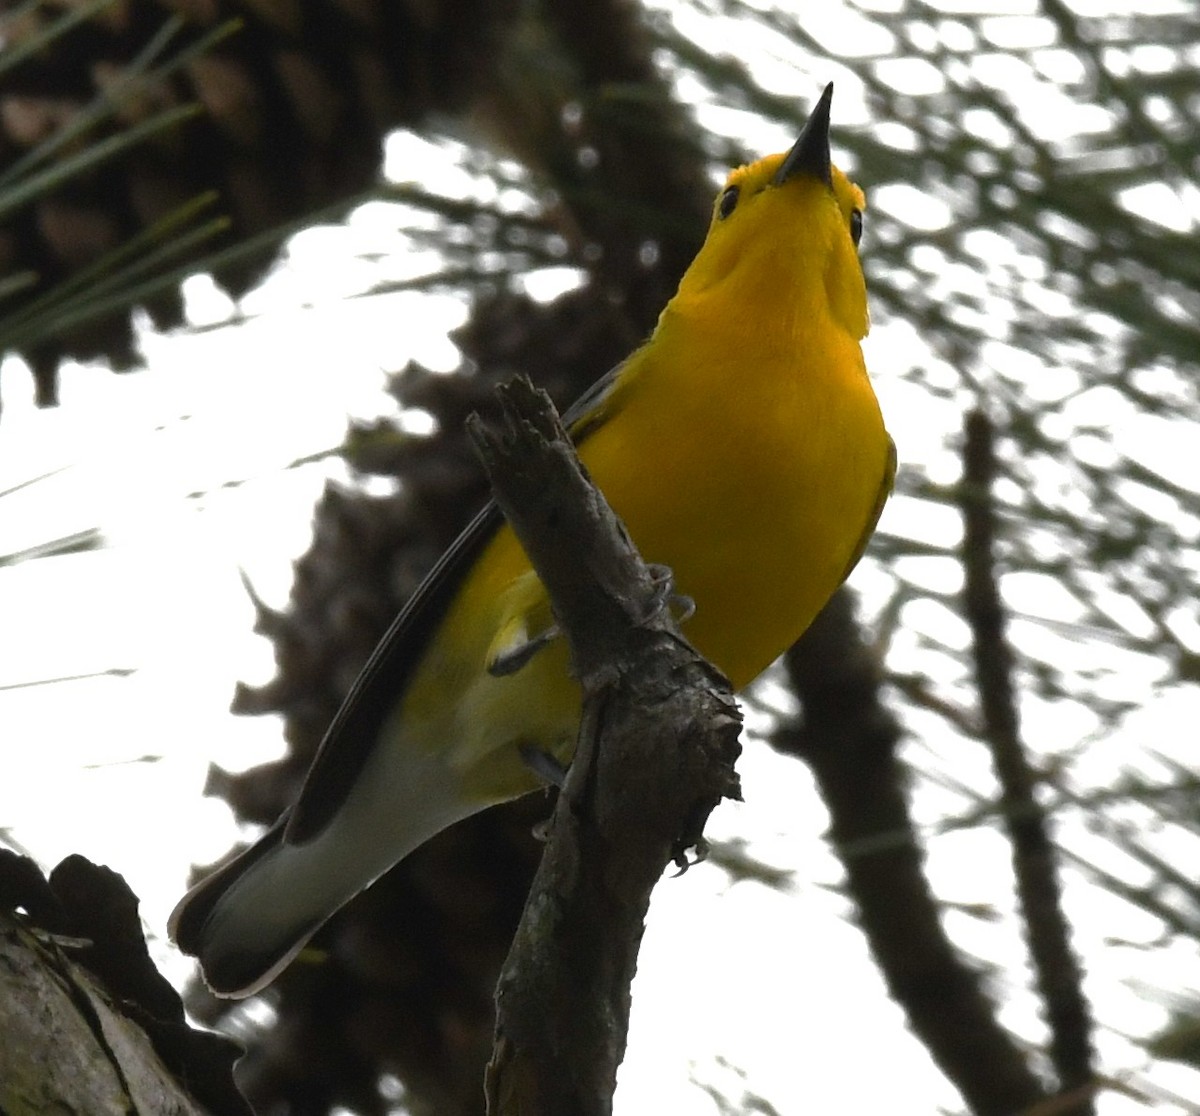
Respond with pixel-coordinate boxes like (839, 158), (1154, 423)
(170, 83), (895, 997)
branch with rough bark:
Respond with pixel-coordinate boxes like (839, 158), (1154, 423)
(0, 850), (247, 1116)
(468, 377), (742, 1116)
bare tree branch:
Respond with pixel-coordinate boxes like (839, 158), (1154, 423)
(0, 850), (248, 1116)
(961, 408), (1096, 1113)
(468, 377), (742, 1116)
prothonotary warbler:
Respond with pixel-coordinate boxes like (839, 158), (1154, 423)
(170, 83), (895, 997)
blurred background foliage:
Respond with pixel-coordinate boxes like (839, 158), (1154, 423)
(2, 0), (1199, 1113)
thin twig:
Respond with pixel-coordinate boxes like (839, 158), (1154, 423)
(780, 590), (1049, 1116)
(961, 407), (1095, 1111)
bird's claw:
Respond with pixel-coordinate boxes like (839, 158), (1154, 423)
(671, 837), (709, 876)
(645, 563), (694, 625)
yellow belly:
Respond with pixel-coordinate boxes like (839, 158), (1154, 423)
(399, 322), (889, 803)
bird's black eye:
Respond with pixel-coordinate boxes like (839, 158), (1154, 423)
(850, 207), (863, 246)
(718, 185), (740, 220)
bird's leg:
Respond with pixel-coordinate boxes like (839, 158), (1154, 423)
(519, 743), (569, 789)
(487, 624), (561, 676)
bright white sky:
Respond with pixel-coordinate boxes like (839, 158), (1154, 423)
(3, 3), (1200, 1114)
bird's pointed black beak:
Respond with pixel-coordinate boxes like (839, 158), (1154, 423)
(773, 82), (833, 189)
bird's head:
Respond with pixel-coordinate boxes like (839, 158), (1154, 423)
(673, 83), (869, 342)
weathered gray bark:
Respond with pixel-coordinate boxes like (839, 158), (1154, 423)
(0, 852), (248, 1115)
(471, 378), (742, 1116)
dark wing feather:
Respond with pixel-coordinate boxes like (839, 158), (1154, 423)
(284, 360), (632, 845)
(558, 358), (627, 438)
(285, 499), (503, 843)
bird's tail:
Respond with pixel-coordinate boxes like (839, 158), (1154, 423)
(170, 747), (482, 997)
(169, 817), (325, 997)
